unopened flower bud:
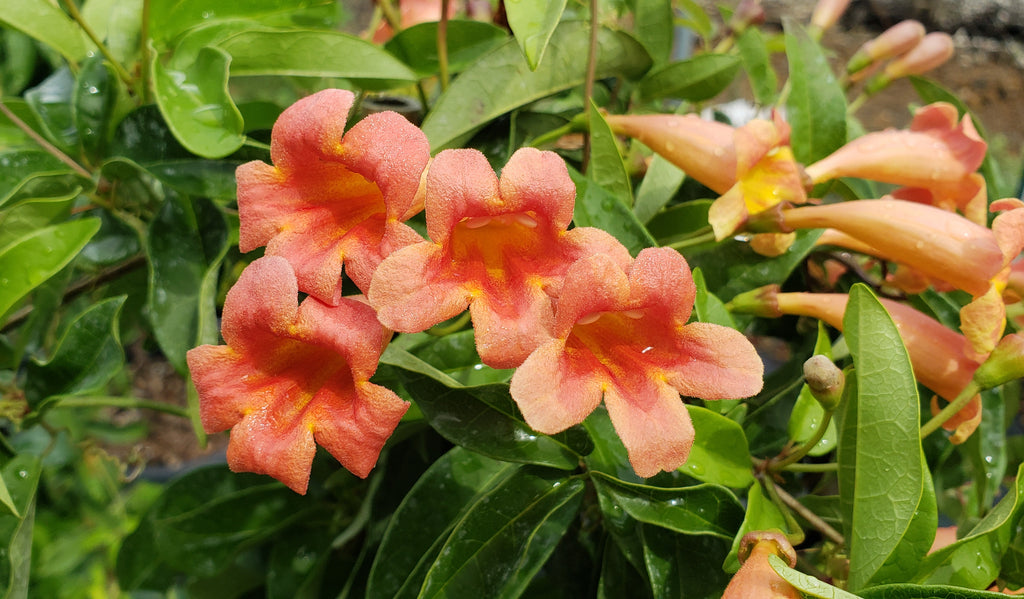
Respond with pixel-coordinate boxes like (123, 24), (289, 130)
(847, 20), (926, 74)
(804, 355), (845, 410)
(973, 334), (1024, 389)
(810, 0), (851, 36)
(729, 0), (766, 34)
(724, 531), (801, 599)
(866, 32), (954, 94)
(726, 284), (782, 318)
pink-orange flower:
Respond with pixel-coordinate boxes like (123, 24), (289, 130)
(805, 103), (987, 224)
(723, 531), (801, 599)
(236, 88), (431, 303)
(509, 248), (764, 477)
(186, 256), (409, 494)
(368, 147), (631, 369)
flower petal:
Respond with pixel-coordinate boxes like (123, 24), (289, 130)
(470, 286), (555, 369)
(666, 322), (766, 399)
(368, 242), (471, 333)
(510, 339), (604, 434)
(604, 378), (695, 477)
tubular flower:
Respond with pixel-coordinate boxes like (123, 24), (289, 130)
(368, 147), (631, 369)
(236, 88), (431, 303)
(846, 20), (926, 74)
(186, 256), (409, 494)
(723, 531), (801, 599)
(730, 287), (982, 442)
(805, 103), (988, 224)
(509, 248), (764, 478)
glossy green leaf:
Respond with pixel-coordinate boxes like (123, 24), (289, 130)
(636, 53), (740, 102)
(81, 0), (143, 64)
(406, 329), (513, 386)
(768, 554), (861, 599)
(598, 538), (651, 599)
(0, 197), (74, 259)
(784, 22), (847, 164)
(788, 321), (837, 456)
(644, 200), (711, 245)
(382, 347), (589, 469)
(1, 30), (38, 97)
(24, 297), (126, 407)
(143, 159), (240, 199)
(386, 21), (508, 78)
(736, 27), (777, 105)
(418, 466), (583, 599)
(367, 447), (520, 599)
(591, 471), (744, 539)
(218, 29), (417, 84)
(682, 405), (752, 487)
(840, 284), (936, 591)
(587, 100), (633, 207)
(151, 44), (245, 158)
(0, 150), (89, 210)
(73, 55), (118, 160)
(633, 155), (685, 225)
(584, 407), (643, 484)
(692, 268), (736, 329)
(569, 168), (656, 256)
(0, 0), (88, 61)
(422, 21), (651, 150)
(640, 525), (731, 599)
(632, 0), (674, 65)
(0, 454), (41, 599)
(505, 0), (567, 70)
(723, 482), (792, 573)
(148, 0), (338, 46)
(146, 194), (228, 373)
(963, 388), (1008, 512)
(860, 584), (1013, 599)
(0, 99), (47, 149)
(0, 218), (100, 320)
(915, 463), (1024, 588)
(24, 68), (79, 153)
(267, 527), (333, 599)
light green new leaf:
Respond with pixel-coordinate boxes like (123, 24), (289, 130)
(587, 100), (633, 207)
(148, 0), (338, 47)
(418, 467), (584, 599)
(840, 284), (936, 591)
(0, 454), (42, 599)
(723, 483), (793, 573)
(682, 405), (752, 488)
(0, 218), (100, 320)
(693, 268), (736, 329)
(0, 0), (89, 62)
(784, 21), (846, 164)
(505, 0), (567, 70)
(633, 154), (685, 225)
(422, 21), (651, 150)
(367, 448), (520, 599)
(217, 29), (417, 84)
(769, 554), (861, 599)
(636, 53), (740, 102)
(788, 321), (837, 456)
(151, 44), (245, 158)
(0, 150), (88, 210)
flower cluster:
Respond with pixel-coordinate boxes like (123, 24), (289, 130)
(187, 89), (765, 492)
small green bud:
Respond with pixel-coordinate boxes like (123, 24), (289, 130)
(803, 355), (844, 410)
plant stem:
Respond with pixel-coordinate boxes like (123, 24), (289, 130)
(761, 476), (806, 545)
(666, 229), (717, 250)
(375, 0), (402, 32)
(920, 381), (982, 439)
(437, 0), (451, 92)
(0, 101), (92, 179)
(773, 483), (845, 547)
(140, 0), (152, 103)
(771, 410), (833, 471)
(61, 0), (136, 92)
(581, 0), (599, 171)
(782, 462), (839, 473)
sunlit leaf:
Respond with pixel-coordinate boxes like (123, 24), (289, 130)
(636, 54), (740, 102)
(632, 0), (674, 65)
(784, 22), (846, 164)
(769, 554), (861, 599)
(681, 405), (752, 488)
(505, 0), (567, 70)
(0, 0), (89, 61)
(148, 0), (338, 46)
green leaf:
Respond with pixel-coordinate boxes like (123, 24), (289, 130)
(644, 200), (711, 245)
(640, 525), (731, 599)
(860, 584), (1013, 599)
(73, 55), (119, 160)
(632, 0), (674, 65)
(963, 388), (1008, 512)
(598, 539), (651, 599)
(915, 463), (1024, 588)
(591, 471), (744, 539)
(367, 447), (520, 599)
(266, 527), (333, 599)
(584, 407), (643, 483)
(143, 159), (240, 199)
(569, 168), (656, 256)
(736, 27), (778, 105)
(840, 284), (936, 591)
(505, 0), (567, 70)
(0, 0), (89, 61)
(383, 347), (588, 469)
(723, 483), (792, 573)
(682, 405), (752, 487)
(1, 30), (38, 97)
(24, 296), (126, 407)
(636, 53), (740, 102)
(385, 21), (509, 79)
(147, 0), (338, 47)
(587, 100), (633, 207)
(0, 150), (89, 210)
(0, 455), (41, 599)
(405, 329), (513, 386)
(0, 218), (100, 320)
(151, 44), (245, 158)
(422, 21), (651, 150)
(784, 21), (847, 164)
(768, 554), (862, 599)
(146, 194), (228, 373)
(217, 29), (417, 84)
(633, 154), (686, 225)
(418, 467), (584, 599)
(692, 268), (736, 329)
(24, 68), (79, 153)
(788, 321), (837, 456)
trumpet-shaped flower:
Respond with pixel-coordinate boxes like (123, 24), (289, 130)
(847, 20), (926, 74)
(236, 88), (431, 303)
(186, 256), (409, 494)
(730, 287), (982, 441)
(805, 103), (987, 224)
(723, 531), (801, 599)
(509, 248), (764, 477)
(368, 147), (631, 369)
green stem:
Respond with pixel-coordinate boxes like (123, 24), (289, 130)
(46, 395), (190, 418)
(62, 0), (136, 92)
(771, 410), (834, 471)
(781, 462), (839, 473)
(437, 0), (450, 92)
(140, 0), (152, 103)
(847, 91), (868, 115)
(773, 482), (844, 546)
(666, 229), (717, 250)
(243, 137), (272, 151)
(427, 312), (471, 336)
(761, 476), (806, 546)
(0, 101), (92, 179)
(920, 381), (982, 439)
(375, 0), (402, 33)
(529, 123), (577, 148)
(581, 0), (599, 171)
